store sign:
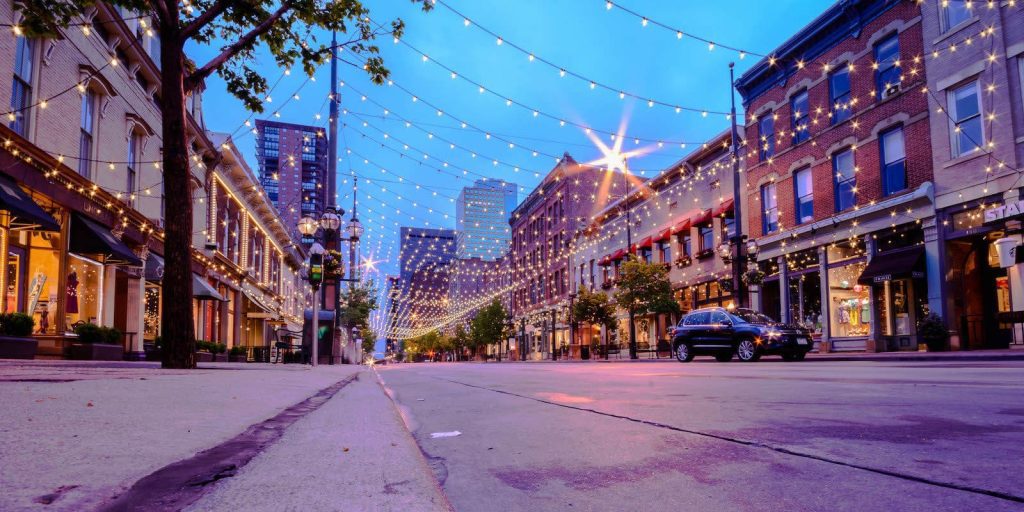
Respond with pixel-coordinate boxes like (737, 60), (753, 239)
(984, 199), (1024, 223)
(872, 271), (924, 283)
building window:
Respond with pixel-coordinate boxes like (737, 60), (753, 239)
(949, 81), (983, 157)
(722, 216), (736, 240)
(758, 115), (775, 161)
(761, 183), (778, 234)
(659, 242), (671, 263)
(791, 90), (809, 144)
(829, 67), (851, 124)
(127, 133), (140, 204)
(10, 36), (34, 137)
(698, 224), (714, 253)
(941, 0), (972, 32)
(833, 148), (856, 212)
(78, 91), (95, 179)
(794, 167), (813, 224)
(880, 127), (907, 196)
(680, 234), (692, 257)
(875, 35), (901, 99)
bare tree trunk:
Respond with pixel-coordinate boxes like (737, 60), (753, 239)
(158, 12), (196, 370)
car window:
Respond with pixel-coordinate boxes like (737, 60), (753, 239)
(684, 312), (707, 325)
(710, 311), (730, 325)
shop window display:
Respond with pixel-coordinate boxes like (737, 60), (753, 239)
(24, 231), (63, 334)
(144, 283), (160, 340)
(828, 262), (870, 337)
(65, 255), (103, 330)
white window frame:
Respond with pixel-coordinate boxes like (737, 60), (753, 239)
(947, 80), (984, 158)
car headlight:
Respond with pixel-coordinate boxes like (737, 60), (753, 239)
(761, 328), (781, 339)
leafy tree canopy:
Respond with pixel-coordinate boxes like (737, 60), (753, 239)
(573, 288), (617, 328)
(613, 256), (680, 316)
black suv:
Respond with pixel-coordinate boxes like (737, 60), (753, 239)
(672, 307), (813, 362)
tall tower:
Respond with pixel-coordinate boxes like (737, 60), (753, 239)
(455, 178), (518, 261)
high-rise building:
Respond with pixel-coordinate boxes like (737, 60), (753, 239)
(254, 120), (329, 245)
(456, 179), (517, 261)
(387, 227), (457, 340)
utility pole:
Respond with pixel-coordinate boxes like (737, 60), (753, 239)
(729, 62), (747, 309)
(623, 171), (637, 360)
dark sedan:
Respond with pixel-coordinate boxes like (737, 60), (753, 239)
(672, 307), (814, 362)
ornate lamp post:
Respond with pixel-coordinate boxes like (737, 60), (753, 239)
(298, 216), (322, 366)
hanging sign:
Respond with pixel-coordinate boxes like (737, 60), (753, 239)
(984, 199), (1024, 223)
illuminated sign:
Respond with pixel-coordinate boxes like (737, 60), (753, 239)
(984, 199), (1024, 223)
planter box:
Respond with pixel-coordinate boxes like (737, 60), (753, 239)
(0, 335), (37, 359)
(228, 354), (247, 363)
(195, 351), (213, 363)
(67, 343), (124, 361)
(212, 353), (228, 363)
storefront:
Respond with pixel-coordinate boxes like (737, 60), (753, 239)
(0, 175), (144, 356)
(939, 193), (1022, 350)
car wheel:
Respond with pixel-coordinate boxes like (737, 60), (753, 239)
(674, 343), (694, 362)
(781, 352), (797, 362)
(736, 339), (760, 362)
(715, 352), (733, 362)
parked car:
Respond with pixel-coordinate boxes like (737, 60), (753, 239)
(671, 307), (813, 362)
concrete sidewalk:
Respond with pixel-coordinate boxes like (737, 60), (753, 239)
(0, 360), (449, 511)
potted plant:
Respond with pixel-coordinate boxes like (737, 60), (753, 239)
(194, 340), (213, 362)
(68, 323), (124, 361)
(212, 342), (228, 362)
(0, 312), (36, 359)
(674, 255), (692, 268)
(918, 313), (949, 352)
(228, 345), (247, 363)
(742, 268), (766, 287)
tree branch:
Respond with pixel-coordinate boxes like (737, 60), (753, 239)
(180, 0), (229, 41)
(184, 1), (293, 92)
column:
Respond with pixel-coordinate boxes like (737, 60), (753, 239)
(126, 277), (145, 354)
(817, 246), (830, 353)
(865, 236), (880, 352)
(922, 217), (949, 340)
(778, 256), (790, 323)
(101, 266), (118, 327)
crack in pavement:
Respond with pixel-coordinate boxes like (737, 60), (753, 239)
(97, 372), (360, 512)
(433, 376), (1024, 505)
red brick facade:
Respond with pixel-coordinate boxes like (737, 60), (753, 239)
(740, 0), (932, 238)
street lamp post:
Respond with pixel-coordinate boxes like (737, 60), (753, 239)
(298, 208), (346, 366)
(728, 62), (748, 309)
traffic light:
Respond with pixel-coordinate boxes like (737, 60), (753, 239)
(309, 253), (323, 288)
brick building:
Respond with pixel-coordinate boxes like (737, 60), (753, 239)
(508, 153), (604, 360)
(919, 0), (1024, 350)
(254, 120), (328, 246)
(572, 131), (738, 357)
(736, 0), (937, 352)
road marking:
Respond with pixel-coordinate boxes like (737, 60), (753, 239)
(430, 431), (462, 438)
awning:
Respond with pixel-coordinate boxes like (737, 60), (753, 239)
(598, 254), (613, 266)
(0, 174), (60, 231)
(193, 274), (226, 301)
(611, 249), (627, 261)
(144, 253), (164, 282)
(654, 228), (672, 242)
(635, 236), (653, 250)
(713, 198), (735, 217)
(857, 246), (925, 284)
(672, 219), (692, 235)
(690, 209), (713, 226)
(69, 214), (142, 265)
(242, 288), (275, 315)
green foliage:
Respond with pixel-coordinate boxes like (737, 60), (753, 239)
(404, 329), (446, 360)
(613, 256), (680, 317)
(341, 282), (379, 335)
(229, 345), (247, 356)
(14, 0), (432, 111)
(918, 313), (949, 341)
(0, 312), (34, 337)
(361, 327), (378, 356)
(470, 299), (507, 350)
(73, 323), (122, 345)
(573, 288), (618, 328)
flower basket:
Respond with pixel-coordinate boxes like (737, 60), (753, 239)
(742, 269), (766, 286)
(674, 256), (692, 268)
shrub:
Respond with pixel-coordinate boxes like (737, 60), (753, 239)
(213, 343), (227, 354)
(918, 313), (948, 341)
(0, 312), (34, 337)
(103, 327), (123, 345)
(196, 340), (212, 352)
(229, 346), (246, 356)
(74, 323), (105, 344)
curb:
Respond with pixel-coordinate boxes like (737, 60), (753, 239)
(459, 351), (1024, 364)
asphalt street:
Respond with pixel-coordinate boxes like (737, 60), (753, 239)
(376, 359), (1024, 512)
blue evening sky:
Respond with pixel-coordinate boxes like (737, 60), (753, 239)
(190, 0), (828, 283)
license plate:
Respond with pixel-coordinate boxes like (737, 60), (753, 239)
(796, 338), (809, 345)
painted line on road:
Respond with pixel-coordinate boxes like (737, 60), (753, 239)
(96, 372), (361, 512)
(435, 376), (1024, 505)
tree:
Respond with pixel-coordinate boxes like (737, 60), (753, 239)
(614, 256), (680, 358)
(451, 324), (470, 361)
(360, 327), (377, 360)
(16, 0), (431, 369)
(341, 282), (379, 337)
(469, 298), (506, 358)
(572, 288), (617, 358)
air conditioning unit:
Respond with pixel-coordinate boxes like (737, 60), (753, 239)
(883, 81), (901, 99)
